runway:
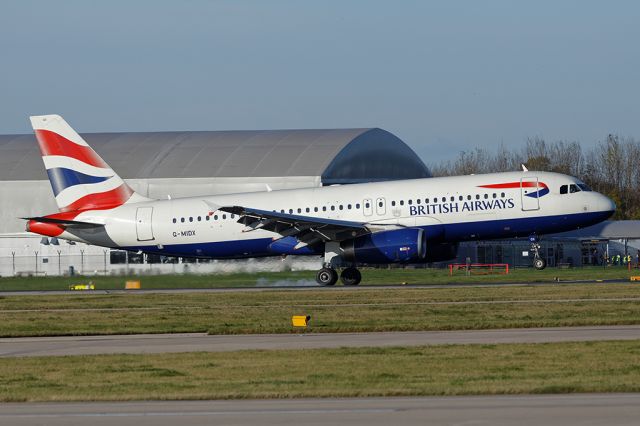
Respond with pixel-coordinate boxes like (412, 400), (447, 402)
(1, 394), (639, 426)
(2, 325), (639, 357)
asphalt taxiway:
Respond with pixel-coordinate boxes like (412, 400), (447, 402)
(2, 394), (639, 426)
(2, 325), (639, 357)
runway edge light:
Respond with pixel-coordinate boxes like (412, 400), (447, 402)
(292, 315), (310, 327)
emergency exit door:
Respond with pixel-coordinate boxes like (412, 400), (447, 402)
(136, 207), (154, 241)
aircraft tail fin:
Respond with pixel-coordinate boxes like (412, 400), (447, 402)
(29, 114), (149, 212)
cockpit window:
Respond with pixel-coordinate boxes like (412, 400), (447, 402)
(577, 183), (592, 192)
(569, 184), (580, 193)
(560, 185), (568, 194)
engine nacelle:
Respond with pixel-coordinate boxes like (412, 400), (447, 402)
(341, 228), (427, 264)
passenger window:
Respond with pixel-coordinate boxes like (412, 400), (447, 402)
(189, 217), (193, 222)
(197, 216), (201, 221)
(365, 202), (370, 208)
(459, 196), (463, 201)
(289, 209), (293, 214)
(408, 199), (412, 205)
(476, 194), (480, 200)
(297, 208), (301, 213)
(339, 205), (344, 210)
(450, 196), (454, 202)
(172, 218), (176, 223)
(222, 214), (226, 219)
(323, 206), (327, 211)
(214, 215), (218, 220)
(467, 195), (472, 200)
(400, 200), (404, 206)
(484, 194), (489, 199)
(306, 207), (310, 213)
(391, 201), (396, 206)
(348, 204), (352, 209)
(231, 214), (235, 219)
(501, 192), (505, 198)
(206, 216), (210, 221)
(492, 193), (497, 199)
(331, 205), (335, 211)
(425, 198), (429, 204)
(356, 203), (361, 209)
(314, 207), (318, 212)
(441, 197), (446, 202)
(416, 199), (421, 204)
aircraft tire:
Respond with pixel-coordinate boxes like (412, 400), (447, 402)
(341, 267), (362, 286)
(533, 258), (547, 270)
(316, 267), (338, 286)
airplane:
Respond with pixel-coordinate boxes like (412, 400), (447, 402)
(25, 115), (616, 285)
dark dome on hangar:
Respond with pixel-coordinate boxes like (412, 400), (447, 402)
(0, 128), (430, 183)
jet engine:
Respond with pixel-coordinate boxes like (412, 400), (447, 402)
(340, 228), (458, 264)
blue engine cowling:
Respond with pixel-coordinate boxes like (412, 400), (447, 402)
(340, 228), (427, 264)
(267, 236), (320, 255)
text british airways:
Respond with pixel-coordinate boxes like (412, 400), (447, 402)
(409, 198), (516, 215)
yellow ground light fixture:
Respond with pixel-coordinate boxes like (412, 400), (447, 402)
(292, 315), (311, 327)
(630, 276), (640, 281)
(125, 280), (141, 290)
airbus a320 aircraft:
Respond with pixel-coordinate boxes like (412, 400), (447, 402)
(25, 115), (615, 285)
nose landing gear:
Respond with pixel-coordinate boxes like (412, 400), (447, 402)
(529, 234), (547, 270)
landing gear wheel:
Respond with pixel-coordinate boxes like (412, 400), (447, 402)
(533, 258), (547, 270)
(316, 267), (338, 286)
(340, 267), (362, 286)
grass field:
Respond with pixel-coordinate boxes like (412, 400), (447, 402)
(1, 340), (639, 402)
(0, 266), (636, 291)
(1, 283), (639, 337)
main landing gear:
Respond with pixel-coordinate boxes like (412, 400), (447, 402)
(317, 242), (362, 286)
(315, 266), (362, 286)
(529, 235), (547, 270)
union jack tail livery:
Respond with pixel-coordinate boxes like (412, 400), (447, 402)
(30, 115), (147, 212)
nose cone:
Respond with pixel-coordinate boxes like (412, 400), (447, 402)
(597, 193), (616, 217)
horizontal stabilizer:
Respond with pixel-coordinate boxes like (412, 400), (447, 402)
(22, 216), (104, 228)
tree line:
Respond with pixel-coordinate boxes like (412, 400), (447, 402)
(429, 135), (640, 220)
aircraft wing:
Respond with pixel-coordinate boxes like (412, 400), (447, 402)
(218, 205), (372, 244)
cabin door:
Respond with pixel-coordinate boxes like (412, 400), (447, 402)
(136, 207), (155, 241)
(520, 177), (540, 211)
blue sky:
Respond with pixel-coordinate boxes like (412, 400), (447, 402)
(1, 1), (638, 162)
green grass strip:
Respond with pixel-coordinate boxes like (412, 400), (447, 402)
(1, 283), (639, 337)
(1, 340), (639, 402)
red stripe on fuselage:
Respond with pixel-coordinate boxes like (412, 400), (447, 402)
(479, 181), (548, 189)
(34, 129), (108, 168)
(59, 184), (133, 213)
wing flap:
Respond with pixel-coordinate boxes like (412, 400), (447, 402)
(218, 205), (370, 242)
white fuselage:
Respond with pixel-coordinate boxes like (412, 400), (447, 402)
(59, 171), (615, 260)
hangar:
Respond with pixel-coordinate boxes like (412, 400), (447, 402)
(0, 128), (429, 276)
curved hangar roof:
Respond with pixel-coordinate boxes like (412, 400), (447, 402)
(0, 128), (429, 184)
